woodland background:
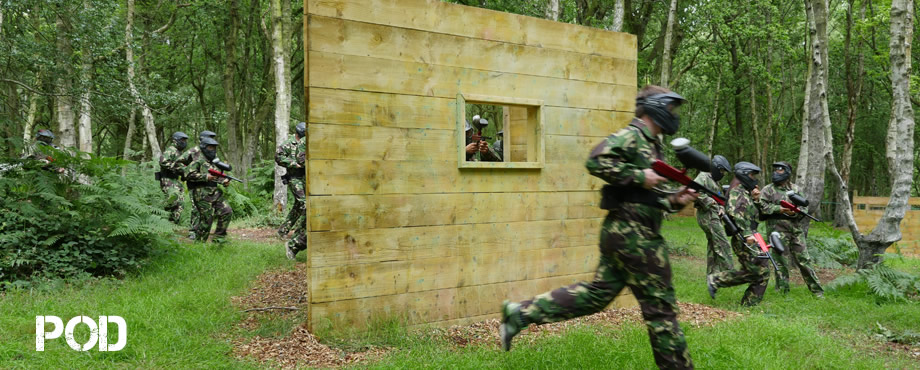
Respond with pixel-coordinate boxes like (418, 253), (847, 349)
(0, 0), (918, 261)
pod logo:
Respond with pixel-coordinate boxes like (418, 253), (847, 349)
(35, 316), (126, 351)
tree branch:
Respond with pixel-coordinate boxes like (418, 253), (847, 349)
(242, 306), (299, 313)
(0, 79), (68, 96)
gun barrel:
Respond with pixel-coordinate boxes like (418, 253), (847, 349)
(651, 160), (726, 206)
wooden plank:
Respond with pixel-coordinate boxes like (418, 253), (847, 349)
(309, 88), (456, 129)
(308, 219), (602, 268)
(308, 16), (636, 86)
(309, 51), (634, 112)
(308, 123), (454, 161)
(308, 160), (604, 195)
(309, 191), (603, 231)
(308, 224), (465, 268)
(307, 0), (636, 60)
(309, 88), (631, 137)
(543, 106), (632, 137)
(311, 260), (409, 303)
(309, 272), (638, 329)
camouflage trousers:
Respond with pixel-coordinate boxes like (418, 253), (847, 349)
(278, 179), (306, 235)
(191, 186), (233, 243)
(770, 230), (823, 295)
(159, 178), (184, 224)
(709, 237), (770, 306)
(517, 208), (693, 370)
(696, 209), (733, 275)
(287, 210), (307, 256)
(186, 182), (200, 235)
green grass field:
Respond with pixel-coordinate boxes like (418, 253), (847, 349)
(1, 218), (918, 369)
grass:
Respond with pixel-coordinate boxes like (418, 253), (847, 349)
(0, 218), (918, 368)
(0, 237), (297, 368)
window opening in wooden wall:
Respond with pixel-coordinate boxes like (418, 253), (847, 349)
(457, 94), (544, 169)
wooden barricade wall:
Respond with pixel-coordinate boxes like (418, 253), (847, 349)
(304, 0), (638, 330)
(852, 196), (920, 257)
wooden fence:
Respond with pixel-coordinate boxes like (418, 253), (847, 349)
(852, 196), (920, 257)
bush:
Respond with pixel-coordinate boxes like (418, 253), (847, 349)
(808, 234), (858, 269)
(0, 152), (175, 285)
(827, 255), (920, 302)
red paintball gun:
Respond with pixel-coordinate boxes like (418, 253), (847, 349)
(650, 138), (728, 206)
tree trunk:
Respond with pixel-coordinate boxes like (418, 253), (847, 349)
(835, 0), (867, 227)
(23, 83), (41, 146)
(55, 12), (76, 149)
(750, 77), (763, 170)
(610, 0), (625, 32)
(659, 0), (678, 87)
(125, 0), (161, 161)
(123, 108), (137, 160)
(224, 0), (243, 176)
(270, 0), (292, 210)
(545, 0), (561, 21)
(707, 74), (721, 156)
(802, 0), (830, 220)
(827, 0), (914, 270)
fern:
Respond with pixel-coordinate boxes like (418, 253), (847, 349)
(828, 262), (920, 302)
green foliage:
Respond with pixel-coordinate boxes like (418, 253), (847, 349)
(808, 233), (859, 268)
(0, 154), (175, 284)
(827, 257), (920, 302)
(874, 322), (920, 346)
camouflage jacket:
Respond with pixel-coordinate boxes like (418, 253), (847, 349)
(21, 141), (59, 162)
(727, 185), (761, 237)
(692, 172), (723, 213)
(760, 182), (804, 233)
(465, 135), (501, 162)
(296, 136), (306, 167)
(185, 153), (224, 187)
(275, 134), (302, 169)
(158, 145), (184, 179)
(177, 146), (202, 167)
(586, 118), (673, 211)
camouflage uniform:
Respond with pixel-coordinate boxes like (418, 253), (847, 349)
(286, 136), (308, 257)
(708, 186), (770, 306)
(185, 154), (233, 243)
(275, 134), (306, 236)
(508, 119), (693, 369)
(178, 146), (203, 234)
(759, 183), (823, 295)
(158, 145), (186, 223)
(21, 141), (59, 162)
(693, 172), (733, 274)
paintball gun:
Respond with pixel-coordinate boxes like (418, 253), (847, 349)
(721, 212), (786, 273)
(650, 138), (728, 206)
(208, 168), (243, 184)
(781, 191), (820, 222)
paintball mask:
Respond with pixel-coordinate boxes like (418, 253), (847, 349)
(734, 161), (762, 192)
(295, 122), (306, 138)
(637, 91), (686, 135)
(771, 161), (792, 184)
(36, 129), (55, 145)
(711, 155), (732, 182)
(172, 131), (189, 151)
(200, 137), (219, 160)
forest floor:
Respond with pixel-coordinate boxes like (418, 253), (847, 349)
(1, 217), (918, 368)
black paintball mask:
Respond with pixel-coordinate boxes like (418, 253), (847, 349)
(36, 129), (55, 145)
(295, 122), (306, 138)
(200, 137), (219, 160)
(711, 155), (732, 182)
(734, 161), (762, 192)
(199, 130), (217, 142)
(172, 131), (189, 151)
(771, 161), (793, 184)
(637, 91), (686, 135)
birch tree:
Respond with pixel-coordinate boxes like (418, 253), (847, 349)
(828, 0), (915, 269)
(659, 0), (678, 87)
(800, 0), (831, 220)
(270, 0), (292, 209)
